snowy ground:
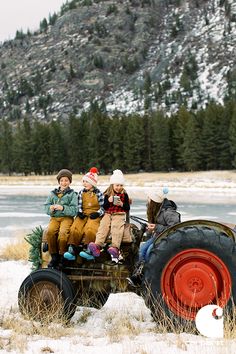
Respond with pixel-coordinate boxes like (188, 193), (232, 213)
(1, 171), (236, 353)
(0, 259), (235, 354)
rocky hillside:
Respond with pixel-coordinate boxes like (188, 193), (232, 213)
(0, 0), (235, 122)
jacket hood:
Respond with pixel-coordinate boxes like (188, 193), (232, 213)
(162, 198), (177, 210)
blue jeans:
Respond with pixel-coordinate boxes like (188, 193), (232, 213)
(139, 237), (154, 262)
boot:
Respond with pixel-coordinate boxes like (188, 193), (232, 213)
(58, 254), (66, 269)
(48, 253), (59, 268)
(127, 261), (144, 287)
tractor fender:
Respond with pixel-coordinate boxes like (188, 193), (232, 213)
(154, 219), (236, 245)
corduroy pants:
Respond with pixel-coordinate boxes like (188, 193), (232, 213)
(47, 216), (74, 255)
(68, 216), (102, 246)
(95, 212), (126, 249)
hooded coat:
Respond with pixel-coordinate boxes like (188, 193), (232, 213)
(154, 198), (180, 235)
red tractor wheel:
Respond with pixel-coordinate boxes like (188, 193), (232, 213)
(143, 225), (236, 324)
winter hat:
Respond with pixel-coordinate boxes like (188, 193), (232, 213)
(147, 187), (169, 203)
(90, 167), (99, 174)
(56, 169), (72, 183)
(110, 169), (125, 185)
(83, 171), (98, 187)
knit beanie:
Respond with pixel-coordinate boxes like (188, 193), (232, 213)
(110, 169), (125, 185)
(147, 187), (169, 203)
(83, 171), (98, 187)
(56, 169), (72, 183)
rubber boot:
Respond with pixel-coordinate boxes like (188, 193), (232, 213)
(48, 253), (59, 268)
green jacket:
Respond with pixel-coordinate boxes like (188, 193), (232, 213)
(44, 187), (78, 217)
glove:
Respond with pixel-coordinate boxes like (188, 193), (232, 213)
(77, 212), (86, 219)
(90, 212), (100, 219)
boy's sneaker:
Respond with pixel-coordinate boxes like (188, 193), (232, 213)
(63, 244), (76, 261)
(63, 252), (76, 261)
(79, 251), (95, 261)
(107, 246), (119, 258)
(88, 242), (101, 257)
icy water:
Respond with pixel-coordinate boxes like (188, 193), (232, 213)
(0, 195), (236, 239)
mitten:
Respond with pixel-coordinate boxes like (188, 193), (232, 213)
(77, 212), (86, 219)
(90, 212), (100, 219)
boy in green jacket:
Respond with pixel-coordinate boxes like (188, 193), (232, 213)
(44, 169), (78, 268)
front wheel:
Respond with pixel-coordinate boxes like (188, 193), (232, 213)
(18, 269), (77, 321)
(143, 226), (236, 325)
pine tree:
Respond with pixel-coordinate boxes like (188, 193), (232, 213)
(88, 107), (111, 173)
(12, 118), (33, 175)
(31, 122), (51, 175)
(229, 103), (236, 168)
(123, 114), (145, 172)
(0, 120), (14, 175)
(201, 103), (225, 170)
(49, 121), (68, 173)
(141, 114), (152, 171)
(172, 106), (191, 170)
(150, 111), (171, 171)
(108, 115), (126, 172)
(182, 114), (203, 171)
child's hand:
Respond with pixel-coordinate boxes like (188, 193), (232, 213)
(54, 204), (64, 211)
(108, 196), (113, 203)
(147, 223), (155, 232)
(116, 200), (123, 207)
(50, 205), (55, 211)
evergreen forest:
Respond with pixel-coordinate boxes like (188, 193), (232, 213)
(1, 100), (236, 175)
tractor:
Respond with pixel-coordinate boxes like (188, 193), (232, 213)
(18, 216), (236, 326)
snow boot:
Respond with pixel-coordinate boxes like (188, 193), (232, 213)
(48, 253), (59, 268)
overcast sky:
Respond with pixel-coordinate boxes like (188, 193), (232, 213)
(0, 0), (65, 42)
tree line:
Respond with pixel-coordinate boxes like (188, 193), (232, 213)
(1, 100), (236, 175)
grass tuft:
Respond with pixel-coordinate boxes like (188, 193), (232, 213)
(0, 236), (29, 261)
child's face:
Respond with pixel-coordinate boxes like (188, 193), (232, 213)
(59, 177), (70, 190)
(83, 180), (93, 190)
(113, 184), (123, 193)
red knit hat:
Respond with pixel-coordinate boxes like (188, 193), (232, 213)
(90, 167), (99, 174)
(83, 171), (98, 187)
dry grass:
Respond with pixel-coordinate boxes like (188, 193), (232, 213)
(0, 236), (29, 261)
(1, 170), (236, 187)
(0, 306), (74, 352)
(105, 311), (141, 342)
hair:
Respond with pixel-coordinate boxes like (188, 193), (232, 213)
(147, 199), (162, 223)
(104, 184), (126, 196)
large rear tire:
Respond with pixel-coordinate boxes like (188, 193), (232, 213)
(143, 225), (236, 325)
(18, 269), (77, 321)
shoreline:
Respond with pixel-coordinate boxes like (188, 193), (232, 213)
(1, 170), (236, 203)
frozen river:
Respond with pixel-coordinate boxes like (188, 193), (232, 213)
(0, 194), (236, 239)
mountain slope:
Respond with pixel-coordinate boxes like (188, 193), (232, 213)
(0, 0), (235, 121)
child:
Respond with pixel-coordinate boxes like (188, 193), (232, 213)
(83, 169), (130, 261)
(64, 169), (104, 261)
(44, 169), (78, 268)
(127, 187), (180, 286)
